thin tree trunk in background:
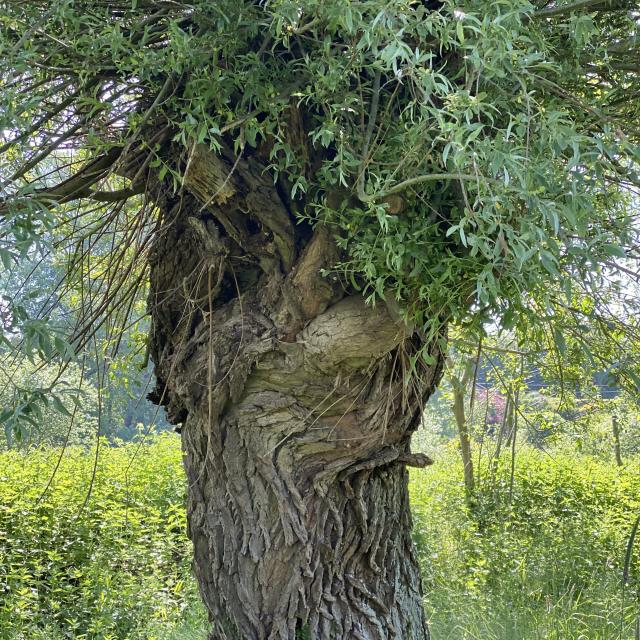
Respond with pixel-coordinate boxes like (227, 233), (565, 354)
(612, 414), (623, 467)
(104, 379), (113, 437)
(146, 145), (445, 639)
(452, 369), (475, 505)
(493, 396), (509, 462)
(504, 392), (515, 449)
(123, 399), (135, 431)
(488, 392), (511, 494)
(508, 390), (519, 502)
(476, 385), (490, 489)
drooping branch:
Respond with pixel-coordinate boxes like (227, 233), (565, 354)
(0, 147), (145, 216)
(533, 0), (631, 18)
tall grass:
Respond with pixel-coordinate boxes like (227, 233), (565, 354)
(1, 438), (639, 639)
(411, 445), (640, 639)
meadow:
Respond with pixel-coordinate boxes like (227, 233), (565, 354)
(1, 436), (639, 640)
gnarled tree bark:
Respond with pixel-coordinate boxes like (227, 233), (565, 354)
(147, 144), (445, 639)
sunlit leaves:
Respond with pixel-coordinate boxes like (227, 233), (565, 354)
(0, 0), (638, 420)
(0, 437), (193, 637)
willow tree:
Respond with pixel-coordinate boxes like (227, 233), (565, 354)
(1, 0), (639, 637)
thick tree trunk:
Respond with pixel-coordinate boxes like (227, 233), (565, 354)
(147, 145), (444, 639)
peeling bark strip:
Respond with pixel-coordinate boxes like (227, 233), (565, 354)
(148, 148), (445, 639)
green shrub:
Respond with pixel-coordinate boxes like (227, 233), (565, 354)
(410, 445), (640, 639)
(0, 435), (204, 640)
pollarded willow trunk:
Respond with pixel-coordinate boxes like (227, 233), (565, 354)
(147, 143), (445, 640)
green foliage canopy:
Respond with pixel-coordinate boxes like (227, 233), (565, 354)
(0, 0), (639, 404)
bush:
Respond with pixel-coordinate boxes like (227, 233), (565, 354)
(0, 358), (99, 449)
(0, 435), (205, 640)
(3, 435), (639, 640)
(410, 445), (640, 639)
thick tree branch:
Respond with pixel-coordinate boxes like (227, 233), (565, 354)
(356, 172), (490, 205)
(86, 184), (146, 202)
(0, 147), (144, 216)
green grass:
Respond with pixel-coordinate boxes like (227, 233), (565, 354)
(1, 437), (639, 639)
(411, 445), (640, 639)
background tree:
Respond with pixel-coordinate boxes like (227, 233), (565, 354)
(1, 1), (639, 638)
(449, 351), (477, 505)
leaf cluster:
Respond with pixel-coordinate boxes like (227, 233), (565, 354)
(0, 0), (639, 406)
